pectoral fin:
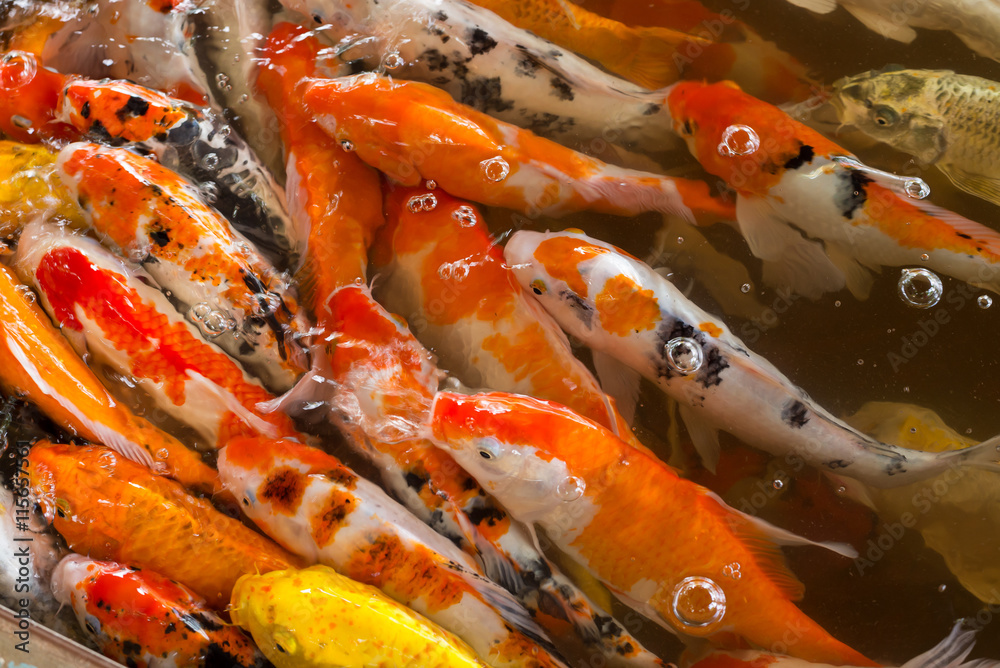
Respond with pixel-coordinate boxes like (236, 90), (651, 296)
(843, 5), (918, 41)
(938, 162), (1000, 208)
(678, 404), (721, 473)
(784, 0), (838, 14)
(593, 350), (642, 425)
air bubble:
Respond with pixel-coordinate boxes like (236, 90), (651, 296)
(665, 337), (704, 375)
(1, 51), (37, 89)
(14, 284), (36, 304)
(556, 476), (585, 501)
(251, 292), (282, 317)
(201, 310), (236, 336)
(717, 124), (760, 157)
(425, 180), (437, 190)
(383, 52), (404, 70)
(903, 178), (931, 199)
(897, 268), (943, 309)
(834, 300), (841, 307)
(199, 182), (219, 204)
(201, 152), (220, 170)
(920, 253), (930, 262)
(407, 193), (438, 213)
(190, 302), (212, 320)
(452, 205), (477, 227)
(676, 236), (684, 244)
(156, 448), (170, 460)
(480, 156), (510, 182)
(772, 479), (784, 490)
(215, 72), (231, 89)
(938, 584), (947, 593)
(722, 563), (742, 580)
(740, 283), (751, 294)
(437, 261), (470, 282)
(857, 359), (864, 365)
(340, 139), (355, 152)
(978, 295), (993, 309)
(671, 576), (726, 629)
(128, 243), (153, 263)
(238, 93), (249, 104)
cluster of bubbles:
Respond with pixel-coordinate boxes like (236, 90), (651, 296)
(665, 336), (704, 375)
(451, 205), (477, 227)
(189, 301), (237, 337)
(251, 292), (283, 318)
(382, 52), (405, 70)
(406, 193), (438, 213)
(437, 260), (471, 282)
(215, 72), (232, 92)
(897, 267), (943, 308)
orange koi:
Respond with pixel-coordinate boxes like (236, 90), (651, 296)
(219, 436), (568, 668)
(0, 263), (217, 493)
(16, 222), (300, 449)
(51, 555), (268, 668)
(257, 22), (385, 305)
(57, 142), (310, 393)
(302, 73), (734, 224)
(27, 441), (305, 608)
(428, 391), (875, 666)
(666, 81), (1000, 299)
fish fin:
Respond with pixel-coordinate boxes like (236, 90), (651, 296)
(750, 213), (845, 300)
(184, 370), (281, 439)
(592, 350), (641, 425)
(843, 5), (918, 41)
(934, 433), (1000, 474)
(257, 348), (336, 423)
(899, 622), (982, 668)
(937, 163), (1000, 208)
(554, 0), (582, 30)
(471, 523), (526, 595)
(677, 405), (721, 473)
(619, 29), (689, 90)
(784, 0), (838, 14)
(547, 543), (615, 615)
(826, 242), (874, 300)
(904, 196), (1000, 261)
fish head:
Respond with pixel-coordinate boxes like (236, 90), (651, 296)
(230, 570), (309, 666)
(50, 555), (112, 644)
(831, 69), (946, 164)
(0, 50), (72, 142)
(428, 391), (598, 522)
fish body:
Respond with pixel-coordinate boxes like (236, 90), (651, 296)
(303, 73), (732, 224)
(427, 391), (874, 666)
(231, 564), (487, 668)
(218, 436), (567, 668)
(57, 142), (310, 393)
(27, 441), (304, 608)
(0, 140), (84, 235)
(504, 229), (1000, 486)
(666, 80), (1000, 299)
(15, 221), (299, 449)
(832, 68), (1000, 207)
(51, 554), (269, 668)
(279, 0), (677, 148)
(782, 0), (1000, 62)
(0, 262), (217, 492)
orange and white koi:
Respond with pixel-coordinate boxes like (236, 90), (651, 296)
(666, 81), (1000, 299)
(0, 54), (301, 267)
(427, 391), (874, 666)
(218, 436), (567, 668)
(0, 263), (217, 493)
(51, 555), (268, 668)
(302, 72), (734, 225)
(15, 221), (299, 449)
(504, 229), (1000, 486)
(56, 142), (310, 393)
(27, 441), (305, 608)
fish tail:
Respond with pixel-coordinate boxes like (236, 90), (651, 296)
(617, 27), (701, 90)
(937, 433), (1000, 474)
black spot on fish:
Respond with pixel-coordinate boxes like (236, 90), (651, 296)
(783, 144), (814, 170)
(452, 61), (469, 80)
(700, 348), (728, 387)
(404, 471), (428, 492)
(550, 77), (574, 101)
(421, 48), (449, 72)
(166, 118), (200, 146)
(121, 640), (141, 656)
(118, 95), (150, 120)
(617, 642), (635, 655)
(837, 170), (871, 220)
(642, 103), (661, 116)
(88, 119), (112, 143)
(150, 228), (170, 247)
(825, 460), (850, 470)
(434, 10), (448, 21)
(524, 112), (575, 135)
(957, 232), (972, 239)
(515, 55), (540, 78)
(560, 290), (594, 327)
(653, 319), (729, 387)
(462, 476), (478, 491)
(240, 269), (290, 361)
(149, 183), (163, 198)
(516, 557), (553, 588)
(458, 76), (514, 113)
(164, 622), (176, 634)
(79, 101), (90, 119)
(781, 400), (809, 428)
(468, 28), (497, 55)
(467, 504), (506, 527)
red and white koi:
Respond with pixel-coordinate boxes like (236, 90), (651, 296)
(504, 229), (1000, 487)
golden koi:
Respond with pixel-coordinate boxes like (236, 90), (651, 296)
(0, 141), (83, 236)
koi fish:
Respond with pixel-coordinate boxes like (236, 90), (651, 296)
(685, 622), (998, 668)
(832, 68), (1000, 208)
(15, 221), (300, 449)
(27, 441), (306, 608)
(51, 554), (269, 668)
(256, 22), (385, 305)
(231, 564), (487, 668)
(666, 81), (1000, 299)
(218, 436), (567, 668)
(0, 263), (218, 493)
(0, 54), (302, 268)
(427, 390), (873, 666)
(303, 73), (733, 224)
(56, 142), (310, 394)
(0, 140), (84, 234)
(279, 0), (679, 149)
(781, 0), (1000, 62)
(285, 285), (663, 666)
(504, 229), (1000, 486)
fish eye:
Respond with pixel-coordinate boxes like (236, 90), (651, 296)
(681, 119), (694, 135)
(530, 279), (547, 296)
(476, 438), (501, 461)
(55, 498), (71, 519)
(871, 105), (899, 127)
(242, 496), (251, 506)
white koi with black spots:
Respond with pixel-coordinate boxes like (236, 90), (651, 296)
(504, 230), (1000, 488)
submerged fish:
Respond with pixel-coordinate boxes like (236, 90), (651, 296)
(27, 441), (305, 608)
(0, 263), (218, 493)
(218, 436), (567, 668)
(57, 142), (310, 394)
(231, 564), (487, 668)
(0, 140), (84, 235)
(52, 554), (269, 668)
(832, 68), (1000, 208)
(279, 0), (679, 148)
(504, 229), (1000, 487)
(666, 80), (1000, 300)
(781, 0), (1000, 62)
(304, 72), (733, 224)
(15, 221), (299, 449)
(426, 391), (873, 666)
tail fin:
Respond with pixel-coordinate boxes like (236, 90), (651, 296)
(900, 622), (999, 668)
(939, 434), (1000, 474)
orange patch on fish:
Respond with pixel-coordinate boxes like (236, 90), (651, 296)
(63, 80), (188, 142)
(310, 488), (356, 548)
(700, 322), (723, 338)
(259, 467), (308, 516)
(534, 236), (608, 297)
(595, 274), (661, 336)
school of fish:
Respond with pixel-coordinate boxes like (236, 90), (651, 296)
(0, 0), (998, 667)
